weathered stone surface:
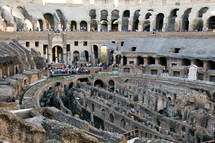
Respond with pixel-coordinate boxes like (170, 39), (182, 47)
(42, 119), (99, 143)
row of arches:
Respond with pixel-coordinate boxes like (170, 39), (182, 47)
(122, 56), (215, 70)
(1, 5), (215, 32)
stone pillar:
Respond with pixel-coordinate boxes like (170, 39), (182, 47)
(128, 17), (133, 31)
(203, 61), (207, 71)
(87, 22), (91, 32)
(162, 18), (167, 32)
(47, 33), (51, 63)
(138, 20), (143, 32)
(97, 21), (101, 32)
(77, 21), (80, 32)
(118, 21), (121, 32)
(144, 58), (148, 66)
(175, 17), (180, 32)
(155, 58), (159, 64)
(43, 20), (46, 30)
(66, 21), (71, 31)
(58, 22), (62, 31)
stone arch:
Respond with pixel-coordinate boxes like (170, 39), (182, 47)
(92, 103), (95, 112)
(123, 56), (127, 66)
(109, 50), (114, 65)
(156, 13), (164, 31)
(15, 67), (18, 74)
(120, 119), (126, 128)
(109, 113), (114, 123)
(122, 10), (130, 32)
(159, 57), (167, 67)
(182, 58), (191, 66)
(93, 45), (98, 59)
(198, 7), (209, 18)
(100, 10), (108, 31)
(168, 9), (179, 31)
(137, 56), (144, 66)
(147, 57), (155, 65)
(208, 16), (215, 30)
(73, 50), (79, 62)
(94, 79), (104, 88)
(193, 59), (203, 67)
(36, 19), (43, 31)
(108, 80), (115, 92)
(83, 50), (89, 62)
(89, 9), (97, 31)
(71, 21), (77, 31)
(143, 13), (151, 32)
(44, 13), (55, 29)
(24, 79), (28, 85)
(181, 8), (192, 31)
(111, 10), (119, 31)
(80, 21), (87, 31)
(132, 10), (140, 31)
(116, 54), (121, 65)
(52, 45), (63, 63)
(56, 9), (67, 30)
(69, 82), (73, 89)
(207, 61), (215, 70)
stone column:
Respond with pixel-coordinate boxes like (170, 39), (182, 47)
(162, 18), (167, 32)
(77, 21), (80, 32)
(138, 20), (143, 32)
(97, 21), (101, 32)
(203, 61), (208, 71)
(128, 17), (133, 31)
(47, 33), (51, 63)
(66, 21), (71, 31)
(87, 22), (91, 32)
(58, 22), (62, 31)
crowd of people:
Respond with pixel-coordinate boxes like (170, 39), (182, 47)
(46, 63), (110, 76)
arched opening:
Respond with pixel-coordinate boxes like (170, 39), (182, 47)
(24, 79), (27, 85)
(92, 103), (95, 112)
(44, 13), (55, 29)
(116, 54), (121, 65)
(147, 57), (155, 65)
(159, 57), (167, 66)
(8, 62), (14, 76)
(100, 10), (108, 32)
(84, 50), (89, 62)
(122, 10), (130, 32)
(108, 80), (115, 92)
(168, 97), (172, 101)
(56, 9), (67, 31)
(132, 10), (140, 31)
(93, 45), (98, 59)
(156, 13), (164, 31)
(193, 59), (203, 67)
(198, 7), (208, 18)
(110, 113), (114, 123)
(69, 82), (73, 89)
(193, 18), (203, 31)
(101, 46), (107, 64)
(36, 19), (43, 31)
(24, 19), (33, 31)
(181, 8), (191, 31)
(168, 9), (179, 31)
(109, 50), (114, 65)
(52, 46), (63, 63)
(123, 56), (127, 66)
(15, 67), (18, 74)
(80, 21), (87, 31)
(208, 16), (215, 30)
(94, 80), (104, 88)
(137, 56), (144, 66)
(2, 63), (8, 77)
(182, 58), (191, 66)
(89, 9), (97, 31)
(71, 21), (77, 31)
(143, 13), (151, 32)
(207, 61), (215, 70)
(73, 51), (79, 63)
(120, 119), (126, 128)
(111, 10), (119, 31)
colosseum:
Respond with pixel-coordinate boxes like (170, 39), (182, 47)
(0, 0), (215, 142)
